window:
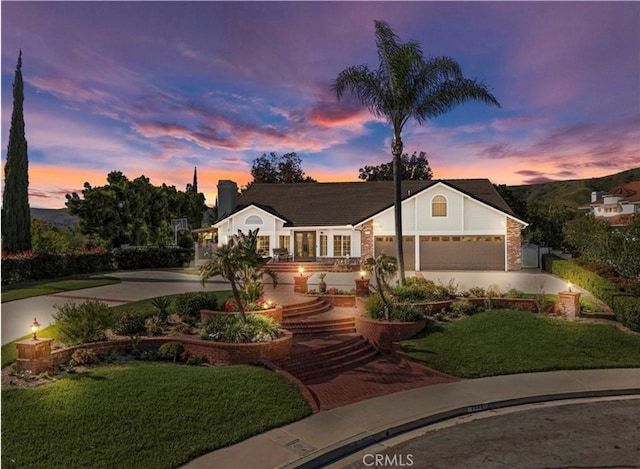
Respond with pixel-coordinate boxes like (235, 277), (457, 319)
(432, 195), (447, 217)
(333, 235), (351, 257)
(256, 236), (270, 255)
(319, 235), (328, 257)
(278, 235), (290, 249)
(245, 215), (263, 225)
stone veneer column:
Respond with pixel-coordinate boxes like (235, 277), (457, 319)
(360, 220), (375, 261)
(16, 338), (54, 375)
(506, 218), (523, 271)
(558, 291), (581, 320)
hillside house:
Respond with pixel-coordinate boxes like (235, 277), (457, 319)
(581, 181), (640, 226)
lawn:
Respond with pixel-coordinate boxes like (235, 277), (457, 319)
(1, 362), (311, 469)
(402, 309), (640, 379)
(1, 275), (121, 303)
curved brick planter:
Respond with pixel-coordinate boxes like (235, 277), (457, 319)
(200, 306), (283, 324)
(355, 315), (426, 351)
(51, 330), (293, 366)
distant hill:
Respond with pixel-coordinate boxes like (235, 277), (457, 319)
(30, 208), (78, 227)
(508, 167), (640, 207)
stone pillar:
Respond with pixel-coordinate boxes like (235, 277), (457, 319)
(15, 338), (54, 375)
(355, 279), (370, 297)
(293, 275), (309, 294)
(558, 291), (581, 320)
(360, 220), (375, 261)
(506, 218), (523, 271)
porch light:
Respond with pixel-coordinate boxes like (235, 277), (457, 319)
(30, 317), (40, 340)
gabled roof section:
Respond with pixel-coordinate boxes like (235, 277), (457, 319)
(216, 179), (522, 227)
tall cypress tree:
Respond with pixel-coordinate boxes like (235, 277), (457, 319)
(2, 50), (32, 253)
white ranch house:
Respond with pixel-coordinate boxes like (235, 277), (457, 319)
(212, 179), (528, 272)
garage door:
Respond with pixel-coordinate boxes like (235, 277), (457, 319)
(419, 235), (505, 270)
(374, 236), (415, 271)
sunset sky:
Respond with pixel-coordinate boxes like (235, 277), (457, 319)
(2, 1), (639, 209)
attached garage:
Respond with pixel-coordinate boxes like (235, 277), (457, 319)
(419, 235), (505, 270)
(374, 236), (416, 271)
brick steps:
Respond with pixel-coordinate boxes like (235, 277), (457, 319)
(282, 298), (333, 319)
(283, 316), (356, 335)
(283, 336), (378, 383)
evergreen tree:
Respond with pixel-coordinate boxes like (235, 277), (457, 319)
(2, 50), (32, 253)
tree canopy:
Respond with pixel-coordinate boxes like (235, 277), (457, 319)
(250, 152), (316, 185)
(333, 20), (500, 282)
(65, 171), (206, 248)
(359, 151), (433, 181)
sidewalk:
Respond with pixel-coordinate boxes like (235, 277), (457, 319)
(184, 368), (640, 469)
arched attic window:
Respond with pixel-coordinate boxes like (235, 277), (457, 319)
(245, 215), (264, 225)
(431, 195), (447, 217)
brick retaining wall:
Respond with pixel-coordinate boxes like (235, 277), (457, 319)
(52, 330), (293, 366)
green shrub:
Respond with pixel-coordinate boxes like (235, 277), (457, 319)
(158, 342), (185, 362)
(112, 246), (192, 270)
(450, 299), (477, 317)
(613, 296), (640, 332)
(70, 348), (97, 366)
(468, 287), (485, 297)
(389, 303), (425, 322)
(53, 299), (114, 345)
(113, 311), (146, 337)
(503, 288), (525, 298)
(364, 294), (386, 319)
(202, 313), (279, 343)
(173, 292), (219, 323)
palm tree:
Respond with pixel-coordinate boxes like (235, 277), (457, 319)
(200, 228), (277, 323)
(333, 20), (500, 283)
(362, 253), (398, 320)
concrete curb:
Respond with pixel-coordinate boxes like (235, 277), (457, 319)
(283, 388), (640, 469)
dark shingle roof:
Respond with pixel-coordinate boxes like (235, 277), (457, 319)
(220, 179), (519, 227)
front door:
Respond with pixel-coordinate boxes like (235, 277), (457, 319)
(294, 231), (316, 261)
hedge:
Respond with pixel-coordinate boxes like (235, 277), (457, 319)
(1, 247), (193, 286)
(543, 254), (640, 332)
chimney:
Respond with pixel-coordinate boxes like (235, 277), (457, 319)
(591, 191), (603, 203)
(217, 180), (238, 218)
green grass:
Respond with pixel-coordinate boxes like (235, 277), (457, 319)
(1, 362), (311, 469)
(1, 275), (121, 303)
(402, 309), (640, 379)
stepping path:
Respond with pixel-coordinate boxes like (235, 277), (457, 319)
(268, 284), (460, 410)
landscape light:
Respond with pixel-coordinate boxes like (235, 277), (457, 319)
(298, 266), (304, 275)
(31, 317), (40, 340)
(360, 270), (366, 280)
(567, 282), (572, 292)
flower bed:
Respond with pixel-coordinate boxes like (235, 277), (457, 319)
(355, 315), (426, 351)
(51, 331), (293, 366)
(200, 306), (283, 324)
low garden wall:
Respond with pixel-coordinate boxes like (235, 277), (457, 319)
(51, 330), (293, 366)
(355, 316), (427, 351)
(200, 306), (283, 324)
(304, 294), (357, 307)
(413, 298), (555, 314)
